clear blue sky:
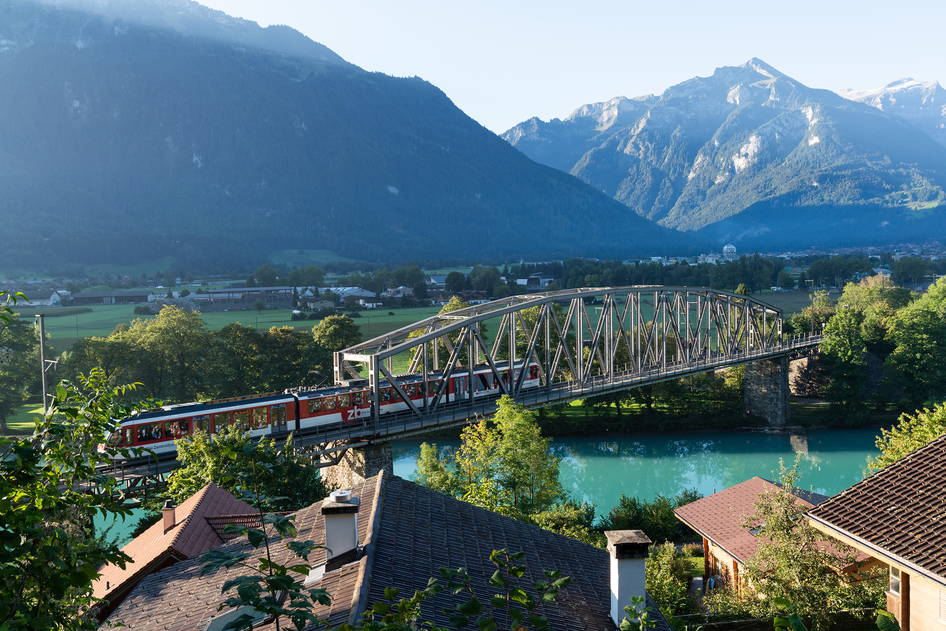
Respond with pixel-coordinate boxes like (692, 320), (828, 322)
(201, 0), (944, 133)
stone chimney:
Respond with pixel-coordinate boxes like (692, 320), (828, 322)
(162, 499), (176, 533)
(321, 489), (360, 570)
(605, 530), (651, 626)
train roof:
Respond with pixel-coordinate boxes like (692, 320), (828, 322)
(128, 392), (294, 421)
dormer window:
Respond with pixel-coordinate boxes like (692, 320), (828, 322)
(203, 606), (268, 631)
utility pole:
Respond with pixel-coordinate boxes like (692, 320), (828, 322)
(35, 314), (57, 415)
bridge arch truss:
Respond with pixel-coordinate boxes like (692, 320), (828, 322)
(335, 287), (816, 432)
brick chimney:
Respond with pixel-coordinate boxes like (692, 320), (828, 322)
(604, 530), (651, 626)
(321, 489), (360, 570)
(162, 499), (176, 533)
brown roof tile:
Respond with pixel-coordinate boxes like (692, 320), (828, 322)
(105, 472), (671, 631)
(93, 483), (258, 608)
(808, 433), (946, 582)
(674, 476), (827, 563)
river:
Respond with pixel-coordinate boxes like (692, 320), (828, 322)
(392, 427), (881, 516)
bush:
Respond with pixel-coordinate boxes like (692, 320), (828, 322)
(133, 304), (153, 315)
(681, 542), (704, 557)
(596, 489), (702, 543)
(646, 542), (695, 618)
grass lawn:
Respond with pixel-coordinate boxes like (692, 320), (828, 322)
(38, 303), (442, 351)
(682, 555), (704, 578)
(1, 403), (44, 436)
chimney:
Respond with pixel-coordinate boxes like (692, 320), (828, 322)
(321, 489), (360, 570)
(162, 500), (176, 533)
(605, 530), (651, 626)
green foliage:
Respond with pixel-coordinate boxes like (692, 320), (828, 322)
(645, 543), (694, 619)
(529, 501), (603, 547)
(0, 315), (40, 430)
(597, 489), (702, 543)
(618, 596), (658, 631)
(703, 463), (884, 630)
(874, 610), (900, 631)
(416, 395), (568, 524)
(869, 402), (946, 471)
(885, 277), (946, 404)
(0, 369), (142, 630)
(165, 426), (329, 512)
(311, 314), (361, 352)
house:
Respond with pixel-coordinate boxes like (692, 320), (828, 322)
(92, 483), (259, 620)
(381, 285), (414, 298)
(203, 286), (295, 309)
(515, 275), (556, 289)
(808, 434), (946, 631)
(72, 289), (152, 305)
(105, 471), (671, 631)
(48, 289), (72, 306)
(673, 476), (829, 591)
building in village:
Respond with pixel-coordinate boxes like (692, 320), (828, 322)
(673, 476), (832, 592)
(104, 471), (671, 631)
(808, 434), (946, 631)
(92, 483), (259, 621)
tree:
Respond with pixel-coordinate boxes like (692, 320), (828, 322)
(445, 271), (467, 293)
(890, 257), (931, 286)
(287, 265), (325, 287)
(312, 315), (361, 352)
(734, 283), (749, 296)
(469, 265), (501, 293)
(645, 543), (693, 619)
(253, 263), (280, 286)
(416, 396), (564, 518)
(776, 269), (794, 289)
(0, 316), (39, 432)
(530, 501), (602, 546)
(869, 403), (946, 471)
(597, 492), (700, 544)
(165, 426), (329, 512)
(885, 277), (946, 404)
(819, 306), (869, 411)
(0, 369), (141, 630)
(703, 464), (884, 629)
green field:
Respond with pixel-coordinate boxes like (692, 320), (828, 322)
(39, 303), (442, 351)
(1, 403), (44, 436)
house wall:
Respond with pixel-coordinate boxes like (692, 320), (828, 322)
(810, 520), (946, 631)
(704, 539), (743, 591)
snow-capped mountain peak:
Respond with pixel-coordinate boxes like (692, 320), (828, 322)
(841, 78), (946, 146)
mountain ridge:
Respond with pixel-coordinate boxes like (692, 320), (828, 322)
(503, 59), (946, 249)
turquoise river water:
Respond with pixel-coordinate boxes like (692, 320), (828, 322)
(99, 427), (881, 545)
(392, 428), (881, 517)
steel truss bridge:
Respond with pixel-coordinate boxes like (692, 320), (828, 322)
(102, 286), (821, 495)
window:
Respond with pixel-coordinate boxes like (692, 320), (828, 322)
(271, 404), (287, 427)
(233, 410), (250, 430)
(193, 415), (211, 434)
(307, 398), (322, 415)
(353, 392), (364, 406)
(888, 566), (901, 596)
(122, 427), (135, 446)
(324, 396), (337, 411)
(169, 420), (189, 439)
(337, 394), (350, 408)
(214, 413), (231, 429)
(252, 407), (269, 429)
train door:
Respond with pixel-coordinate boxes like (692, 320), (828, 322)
(454, 375), (468, 400)
(271, 403), (288, 434)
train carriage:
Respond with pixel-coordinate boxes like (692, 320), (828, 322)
(107, 360), (541, 457)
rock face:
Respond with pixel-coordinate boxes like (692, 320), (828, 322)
(841, 78), (946, 148)
(504, 59), (946, 251)
(0, 0), (691, 270)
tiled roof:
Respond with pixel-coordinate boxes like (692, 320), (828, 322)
(674, 476), (828, 563)
(808, 433), (946, 582)
(93, 483), (258, 608)
(106, 472), (671, 631)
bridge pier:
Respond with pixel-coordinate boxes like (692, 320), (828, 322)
(743, 357), (789, 428)
(320, 442), (393, 490)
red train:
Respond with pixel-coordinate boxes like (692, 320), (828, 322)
(108, 361), (541, 455)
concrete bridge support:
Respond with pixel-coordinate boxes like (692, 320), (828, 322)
(743, 357), (789, 428)
(320, 442), (393, 490)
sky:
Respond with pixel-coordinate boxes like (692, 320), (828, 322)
(200, 0), (945, 133)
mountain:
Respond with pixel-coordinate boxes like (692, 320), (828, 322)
(0, 0), (690, 271)
(841, 79), (946, 148)
(504, 59), (946, 250)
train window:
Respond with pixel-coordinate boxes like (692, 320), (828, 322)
(233, 410), (250, 430)
(214, 412), (231, 429)
(307, 398), (322, 414)
(138, 423), (163, 442)
(250, 408), (268, 429)
(193, 415), (211, 434)
(353, 392), (364, 406)
(429, 380), (441, 394)
(531, 366), (539, 378)
(272, 404), (287, 426)
(169, 420), (189, 439)
(337, 394), (350, 408)
(123, 427), (135, 445)
(324, 396), (337, 411)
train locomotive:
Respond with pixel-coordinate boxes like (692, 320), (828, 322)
(107, 360), (541, 456)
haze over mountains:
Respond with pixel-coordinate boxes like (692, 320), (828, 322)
(504, 59), (946, 251)
(0, 0), (687, 271)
